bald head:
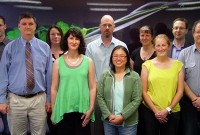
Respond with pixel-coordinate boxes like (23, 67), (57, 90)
(100, 15), (114, 25)
(99, 15), (115, 38)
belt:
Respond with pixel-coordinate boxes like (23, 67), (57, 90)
(16, 92), (43, 98)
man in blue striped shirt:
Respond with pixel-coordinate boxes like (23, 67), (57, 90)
(0, 12), (52, 135)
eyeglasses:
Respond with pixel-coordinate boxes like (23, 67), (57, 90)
(112, 55), (127, 59)
(173, 27), (186, 31)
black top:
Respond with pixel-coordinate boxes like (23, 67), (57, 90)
(130, 47), (156, 75)
(0, 37), (11, 60)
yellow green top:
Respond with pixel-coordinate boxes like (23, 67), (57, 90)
(142, 60), (183, 112)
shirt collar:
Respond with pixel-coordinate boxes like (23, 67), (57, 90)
(172, 40), (185, 49)
(193, 44), (200, 52)
(98, 36), (115, 47)
(20, 37), (35, 46)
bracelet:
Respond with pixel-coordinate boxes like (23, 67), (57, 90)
(166, 107), (172, 114)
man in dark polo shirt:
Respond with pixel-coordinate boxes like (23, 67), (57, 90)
(0, 15), (11, 135)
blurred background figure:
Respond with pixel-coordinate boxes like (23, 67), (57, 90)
(46, 24), (65, 135)
(128, 28), (141, 54)
(46, 25), (65, 62)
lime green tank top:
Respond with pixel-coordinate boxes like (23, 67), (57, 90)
(52, 55), (95, 123)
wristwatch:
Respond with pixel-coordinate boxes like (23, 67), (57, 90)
(166, 107), (172, 114)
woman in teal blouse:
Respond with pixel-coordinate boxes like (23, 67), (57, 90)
(51, 28), (96, 135)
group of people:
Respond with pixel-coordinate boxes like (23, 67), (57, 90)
(0, 11), (200, 135)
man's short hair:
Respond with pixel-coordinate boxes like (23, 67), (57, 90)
(18, 12), (36, 23)
(172, 18), (188, 29)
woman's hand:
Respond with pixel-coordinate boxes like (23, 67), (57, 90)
(109, 114), (124, 125)
(81, 109), (93, 127)
(155, 109), (168, 123)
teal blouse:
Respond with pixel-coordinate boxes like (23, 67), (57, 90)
(52, 55), (95, 123)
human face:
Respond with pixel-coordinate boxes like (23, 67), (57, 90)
(50, 28), (61, 45)
(154, 38), (170, 57)
(112, 49), (127, 69)
(99, 16), (115, 38)
(193, 23), (200, 45)
(0, 19), (6, 38)
(140, 32), (153, 46)
(18, 18), (36, 38)
(172, 20), (188, 40)
(67, 34), (80, 51)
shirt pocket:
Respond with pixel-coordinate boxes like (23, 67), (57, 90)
(185, 62), (196, 75)
(34, 55), (47, 71)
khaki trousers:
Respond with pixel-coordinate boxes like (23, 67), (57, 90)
(7, 92), (47, 135)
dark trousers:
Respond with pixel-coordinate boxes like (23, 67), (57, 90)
(179, 96), (200, 135)
(136, 104), (144, 135)
(91, 104), (105, 135)
(140, 104), (180, 135)
(47, 112), (58, 135)
(0, 113), (10, 135)
(57, 112), (91, 135)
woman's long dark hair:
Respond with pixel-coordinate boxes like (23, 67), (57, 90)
(109, 45), (131, 73)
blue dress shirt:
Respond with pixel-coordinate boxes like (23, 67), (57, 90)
(0, 37), (53, 103)
(86, 36), (127, 81)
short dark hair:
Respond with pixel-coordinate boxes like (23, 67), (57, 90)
(172, 18), (188, 29)
(46, 25), (63, 49)
(192, 20), (200, 34)
(0, 16), (5, 24)
(109, 45), (130, 73)
(62, 27), (85, 54)
(19, 12), (36, 23)
(139, 25), (154, 35)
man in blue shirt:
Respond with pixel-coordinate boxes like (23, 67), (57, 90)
(86, 15), (127, 135)
(0, 12), (52, 135)
(169, 18), (191, 59)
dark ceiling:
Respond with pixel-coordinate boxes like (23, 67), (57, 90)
(2, 0), (192, 12)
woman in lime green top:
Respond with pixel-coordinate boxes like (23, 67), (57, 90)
(141, 34), (184, 135)
(51, 28), (96, 135)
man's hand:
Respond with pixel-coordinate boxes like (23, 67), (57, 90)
(0, 103), (8, 114)
(45, 103), (51, 112)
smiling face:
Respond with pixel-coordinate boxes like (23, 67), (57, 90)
(18, 18), (36, 38)
(139, 26), (153, 46)
(112, 48), (127, 70)
(50, 27), (62, 45)
(172, 20), (188, 40)
(67, 34), (80, 51)
(154, 34), (170, 57)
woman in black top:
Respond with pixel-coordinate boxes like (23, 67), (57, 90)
(130, 25), (156, 135)
(130, 25), (156, 75)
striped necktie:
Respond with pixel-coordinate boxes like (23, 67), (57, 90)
(25, 42), (35, 90)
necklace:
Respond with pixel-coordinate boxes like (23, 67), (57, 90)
(66, 53), (80, 65)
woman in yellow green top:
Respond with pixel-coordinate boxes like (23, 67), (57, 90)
(141, 34), (184, 135)
(51, 28), (96, 135)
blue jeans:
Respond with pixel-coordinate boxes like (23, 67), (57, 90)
(103, 121), (137, 135)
